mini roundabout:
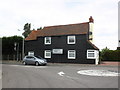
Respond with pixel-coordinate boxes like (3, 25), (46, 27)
(77, 70), (119, 77)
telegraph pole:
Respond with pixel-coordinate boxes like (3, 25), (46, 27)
(18, 29), (25, 60)
(22, 37), (24, 59)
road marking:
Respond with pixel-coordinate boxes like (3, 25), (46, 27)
(9, 65), (33, 68)
(77, 70), (120, 77)
(58, 71), (65, 76)
(8, 65), (47, 68)
(34, 66), (47, 68)
(0, 70), (1, 79)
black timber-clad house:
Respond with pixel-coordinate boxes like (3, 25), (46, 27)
(25, 16), (99, 64)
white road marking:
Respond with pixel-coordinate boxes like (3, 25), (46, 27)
(57, 71), (79, 80)
(58, 71), (65, 76)
(8, 65), (47, 68)
(10, 65), (33, 68)
(0, 70), (1, 79)
(77, 70), (120, 77)
(34, 66), (47, 68)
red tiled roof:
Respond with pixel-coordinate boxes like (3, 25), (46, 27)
(25, 30), (38, 40)
(87, 40), (99, 50)
(37, 22), (89, 37)
(25, 22), (89, 40)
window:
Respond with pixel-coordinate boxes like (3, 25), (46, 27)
(67, 36), (76, 44)
(68, 50), (76, 59)
(44, 50), (51, 58)
(26, 56), (35, 60)
(45, 37), (51, 45)
(87, 50), (96, 59)
(28, 51), (34, 56)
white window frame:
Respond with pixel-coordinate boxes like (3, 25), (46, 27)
(67, 36), (76, 44)
(68, 50), (76, 59)
(28, 51), (34, 56)
(87, 50), (96, 59)
(44, 37), (51, 45)
(44, 50), (51, 58)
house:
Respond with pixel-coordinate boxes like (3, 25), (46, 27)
(25, 16), (99, 64)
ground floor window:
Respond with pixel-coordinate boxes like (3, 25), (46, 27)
(68, 50), (76, 59)
(44, 50), (51, 58)
(28, 51), (34, 56)
(87, 50), (96, 59)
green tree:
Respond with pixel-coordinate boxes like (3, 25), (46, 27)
(100, 47), (110, 60)
(22, 23), (31, 38)
(37, 27), (42, 30)
(100, 47), (120, 61)
(2, 36), (23, 55)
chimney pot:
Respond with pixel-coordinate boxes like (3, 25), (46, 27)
(89, 16), (94, 23)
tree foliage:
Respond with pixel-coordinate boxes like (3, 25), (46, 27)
(22, 23), (31, 38)
(2, 36), (23, 55)
(100, 47), (120, 61)
(37, 27), (42, 30)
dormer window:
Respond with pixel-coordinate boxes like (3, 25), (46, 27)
(45, 37), (51, 45)
(67, 36), (76, 44)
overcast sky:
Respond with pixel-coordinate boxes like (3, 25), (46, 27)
(0, 0), (119, 50)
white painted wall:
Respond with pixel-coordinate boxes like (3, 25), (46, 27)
(89, 22), (94, 43)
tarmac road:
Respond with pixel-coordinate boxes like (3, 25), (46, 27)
(2, 63), (119, 88)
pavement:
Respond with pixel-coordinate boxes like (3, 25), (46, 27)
(1, 61), (119, 88)
(100, 61), (120, 66)
(2, 60), (120, 67)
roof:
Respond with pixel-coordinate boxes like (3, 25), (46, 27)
(25, 30), (38, 40)
(87, 40), (99, 50)
(25, 22), (89, 40)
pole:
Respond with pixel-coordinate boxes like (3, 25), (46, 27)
(18, 29), (25, 60)
(22, 37), (24, 60)
(17, 43), (19, 61)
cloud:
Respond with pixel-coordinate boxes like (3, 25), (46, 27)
(0, 0), (119, 50)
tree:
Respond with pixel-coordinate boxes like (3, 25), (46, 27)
(2, 36), (23, 55)
(22, 23), (31, 38)
(100, 47), (110, 60)
(2, 36), (23, 60)
(37, 27), (42, 30)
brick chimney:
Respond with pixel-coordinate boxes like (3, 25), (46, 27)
(89, 16), (94, 43)
(89, 16), (94, 23)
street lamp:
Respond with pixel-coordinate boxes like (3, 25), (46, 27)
(18, 29), (25, 60)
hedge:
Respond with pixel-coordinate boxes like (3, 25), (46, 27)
(100, 50), (120, 61)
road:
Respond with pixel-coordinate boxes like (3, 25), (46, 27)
(2, 63), (119, 88)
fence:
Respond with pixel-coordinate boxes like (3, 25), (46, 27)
(2, 53), (23, 61)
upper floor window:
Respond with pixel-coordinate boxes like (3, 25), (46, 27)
(44, 37), (51, 45)
(67, 36), (76, 44)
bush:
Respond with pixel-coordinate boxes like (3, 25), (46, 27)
(100, 47), (120, 61)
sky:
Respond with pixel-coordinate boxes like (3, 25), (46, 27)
(0, 0), (119, 50)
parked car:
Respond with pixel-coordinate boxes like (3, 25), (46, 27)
(23, 56), (47, 66)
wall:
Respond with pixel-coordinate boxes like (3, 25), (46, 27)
(25, 34), (96, 64)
